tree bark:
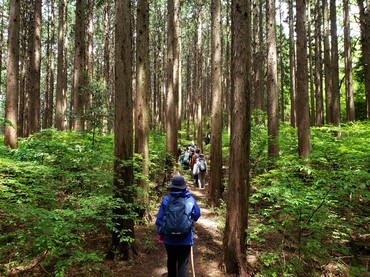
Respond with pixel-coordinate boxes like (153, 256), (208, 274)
(289, 0), (297, 127)
(296, 0), (311, 157)
(209, 0), (223, 207)
(315, 0), (324, 126)
(166, 0), (180, 165)
(357, 0), (370, 119)
(4, 0), (20, 148)
(29, 0), (42, 133)
(343, 0), (355, 121)
(195, 0), (203, 150)
(109, 0), (135, 260)
(55, 0), (67, 130)
(72, 0), (86, 131)
(222, 0), (251, 275)
(135, 0), (150, 217)
(267, 0), (279, 156)
(330, 0), (341, 129)
(44, 0), (55, 129)
(323, 0), (332, 124)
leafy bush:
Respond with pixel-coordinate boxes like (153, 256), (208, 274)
(248, 122), (370, 275)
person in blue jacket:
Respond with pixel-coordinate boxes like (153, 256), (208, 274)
(156, 174), (201, 277)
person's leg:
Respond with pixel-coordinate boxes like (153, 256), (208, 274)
(177, 245), (191, 277)
(165, 244), (178, 277)
(194, 174), (199, 187)
(199, 172), (205, 188)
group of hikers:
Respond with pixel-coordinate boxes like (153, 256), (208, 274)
(155, 139), (210, 276)
(178, 141), (207, 189)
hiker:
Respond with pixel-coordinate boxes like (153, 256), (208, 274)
(156, 174), (201, 277)
(204, 133), (211, 145)
(191, 149), (200, 186)
(193, 153), (207, 188)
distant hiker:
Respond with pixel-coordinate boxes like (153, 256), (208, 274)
(193, 153), (207, 189)
(204, 133), (211, 145)
(191, 149), (201, 186)
(156, 174), (201, 277)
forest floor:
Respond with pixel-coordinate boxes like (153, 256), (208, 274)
(102, 181), (232, 277)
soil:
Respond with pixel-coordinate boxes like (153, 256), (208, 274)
(103, 184), (232, 277)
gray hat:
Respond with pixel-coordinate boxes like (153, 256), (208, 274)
(168, 175), (187, 190)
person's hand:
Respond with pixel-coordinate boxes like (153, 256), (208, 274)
(158, 235), (164, 243)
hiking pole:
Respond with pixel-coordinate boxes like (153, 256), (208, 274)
(190, 245), (196, 277)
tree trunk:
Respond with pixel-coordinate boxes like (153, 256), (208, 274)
(330, 0), (341, 129)
(4, 0), (20, 148)
(296, 0), (311, 157)
(135, 0), (150, 217)
(44, 0), (55, 129)
(223, 0), (251, 275)
(29, 0), (42, 134)
(55, 0), (67, 130)
(195, 0), (203, 150)
(166, 0), (179, 166)
(209, 0), (223, 207)
(73, 0), (86, 131)
(289, 0), (297, 127)
(0, 1), (3, 97)
(267, 0), (279, 156)
(85, 0), (94, 131)
(108, 0), (135, 260)
(357, 0), (370, 119)
(314, 0), (324, 126)
(323, 0), (332, 124)
(343, 0), (355, 121)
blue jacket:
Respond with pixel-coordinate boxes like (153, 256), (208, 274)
(156, 190), (201, 245)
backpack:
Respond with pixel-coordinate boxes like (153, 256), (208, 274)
(159, 195), (194, 238)
(198, 159), (207, 172)
(183, 152), (190, 165)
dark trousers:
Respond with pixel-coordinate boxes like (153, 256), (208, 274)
(165, 244), (191, 277)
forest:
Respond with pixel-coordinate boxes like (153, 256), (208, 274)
(0, 0), (369, 276)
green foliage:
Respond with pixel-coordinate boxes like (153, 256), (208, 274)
(0, 130), (133, 275)
(248, 121), (370, 275)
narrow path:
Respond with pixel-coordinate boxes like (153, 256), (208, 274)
(113, 181), (231, 277)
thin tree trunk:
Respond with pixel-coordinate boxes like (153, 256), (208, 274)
(323, 0), (332, 124)
(296, 0), (311, 157)
(135, 0), (150, 218)
(166, 0), (179, 165)
(44, 0), (55, 129)
(55, 0), (67, 130)
(267, 0), (279, 156)
(330, 0), (341, 130)
(289, 0), (297, 127)
(195, 0), (203, 150)
(29, 0), (42, 133)
(73, 0), (86, 131)
(343, 0), (355, 121)
(4, 0), (20, 148)
(315, 0), (324, 126)
(210, 0), (223, 207)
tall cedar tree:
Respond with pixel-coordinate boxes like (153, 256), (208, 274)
(296, 0), (311, 157)
(55, 0), (67, 130)
(357, 0), (370, 118)
(4, 0), (20, 148)
(267, 0), (279, 156)
(135, 0), (150, 217)
(223, 0), (251, 274)
(343, 0), (355, 121)
(72, 0), (86, 131)
(108, 0), (135, 260)
(166, 0), (178, 165)
(209, 0), (223, 207)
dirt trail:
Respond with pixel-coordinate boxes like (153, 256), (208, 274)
(109, 183), (231, 277)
